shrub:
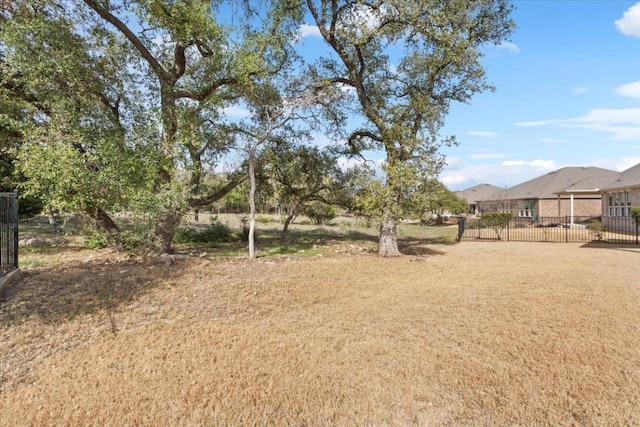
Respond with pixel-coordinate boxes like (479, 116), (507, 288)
(480, 212), (513, 226)
(587, 219), (604, 241)
(256, 215), (272, 224)
(84, 233), (108, 249)
(304, 203), (336, 225)
(174, 218), (234, 244)
(480, 212), (512, 240)
(631, 207), (640, 224)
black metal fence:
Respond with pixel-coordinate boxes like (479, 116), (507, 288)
(457, 215), (640, 245)
(1, 191), (19, 276)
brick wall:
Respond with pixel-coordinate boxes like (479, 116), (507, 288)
(538, 198), (602, 217)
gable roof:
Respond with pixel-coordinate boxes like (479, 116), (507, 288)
(489, 166), (617, 200)
(556, 172), (621, 195)
(601, 162), (640, 192)
(455, 184), (504, 204)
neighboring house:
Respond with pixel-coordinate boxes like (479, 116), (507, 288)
(598, 162), (640, 232)
(477, 166), (618, 219)
(455, 184), (503, 215)
(554, 173), (623, 224)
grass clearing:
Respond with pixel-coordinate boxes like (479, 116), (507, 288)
(1, 221), (640, 426)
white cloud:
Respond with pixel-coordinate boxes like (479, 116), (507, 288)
(297, 24), (322, 39)
(514, 119), (560, 128)
(616, 81), (640, 99)
(572, 86), (588, 95)
(467, 130), (499, 138)
(441, 173), (471, 186)
(589, 156), (640, 172)
(310, 133), (335, 148)
(515, 108), (640, 141)
(482, 41), (520, 57)
(501, 159), (557, 169)
(445, 156), (462, 167)
(223, 105), (251, 118)
(612, 156), (640, 171)
(441, 160), (558, 190)
(496, 41), (519, 53)
(615, 3), (640, 38)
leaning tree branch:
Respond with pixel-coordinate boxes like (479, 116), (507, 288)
(82, 0), (168, 81)
(187, 173), (249, 208)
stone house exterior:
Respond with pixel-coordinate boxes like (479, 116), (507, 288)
(477, 166), (618, 220)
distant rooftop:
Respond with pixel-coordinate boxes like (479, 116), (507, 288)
(455, 184), (504, 204)
(601, 163), (640, 192)
(478, 167), (617, 201)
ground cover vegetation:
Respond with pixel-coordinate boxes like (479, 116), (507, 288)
(0, 0), (512, 256)
(2, 224), (640, 425)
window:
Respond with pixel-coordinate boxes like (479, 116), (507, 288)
(608, 195), (614, 216)
(607, 191), (632, 217)
(519, 200), (535, 217)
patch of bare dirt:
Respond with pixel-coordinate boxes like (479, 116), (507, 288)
(1, 242), (640, 426)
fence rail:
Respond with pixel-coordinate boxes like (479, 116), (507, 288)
(457, 215), (640, 245)
(1, 190), (19, 276)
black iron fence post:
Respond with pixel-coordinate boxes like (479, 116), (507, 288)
(457, 217), (465, 242)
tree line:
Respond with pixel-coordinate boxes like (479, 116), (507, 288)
(0, 0), (514, 256)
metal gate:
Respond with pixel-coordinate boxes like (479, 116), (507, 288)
(1, 190), (19, 276)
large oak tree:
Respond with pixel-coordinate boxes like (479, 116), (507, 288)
(305, 0), (515, 256)
(1, 0), (301, 252)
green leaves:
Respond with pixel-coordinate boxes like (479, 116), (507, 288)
(306, 0), (514, 251)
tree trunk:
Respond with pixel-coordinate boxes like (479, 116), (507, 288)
(155, 212), (181, 254)
(280, 209), (297, 242)
(379, 216), (401, 257)
(95, 207), (122, 247)
(48, 210), (63, 234)
(248, 144), (258, 260)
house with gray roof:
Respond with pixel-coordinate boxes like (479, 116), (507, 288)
(455, 184), (503, 215)
(598, 162), (640, 232)
(477, 166), (617, 219)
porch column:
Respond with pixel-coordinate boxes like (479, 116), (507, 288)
(570, 194), (575, 226)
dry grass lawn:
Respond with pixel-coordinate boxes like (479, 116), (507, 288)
(1, 239), (640, 426)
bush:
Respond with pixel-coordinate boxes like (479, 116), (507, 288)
(84, 233), (108, 249)
(631, 207), (640, 224)
(479, 212), (512, 241)
(304, 203), (336, 225)
(119, 228), (155, 252)
(587, 218), (604, 241)
(256, 215), (272, 224)
(237, 226), (250, 242)
(480, 212), (513, 226)
(174, 218), (234, 244)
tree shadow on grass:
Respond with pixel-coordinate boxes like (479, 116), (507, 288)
(233, 227), (380, 257)
(580, 242), (640, 254)
(0, 257), (187, 327)
(398, 238), (449, 256)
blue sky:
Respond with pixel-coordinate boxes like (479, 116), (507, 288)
(292, 1), (640, 191)
(437, 0), (640, 190)
(220, 1), (640, 190)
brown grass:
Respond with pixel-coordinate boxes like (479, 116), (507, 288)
(2, 239), (640, 426)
